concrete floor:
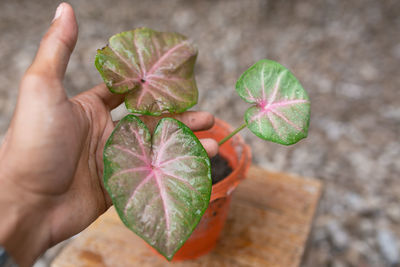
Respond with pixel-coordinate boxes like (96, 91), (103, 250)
(1, 0), (400, 266)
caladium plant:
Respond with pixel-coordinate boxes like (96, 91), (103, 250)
(97, 28), (310, 261)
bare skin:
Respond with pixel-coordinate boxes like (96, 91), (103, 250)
(0, 3), (218, 266)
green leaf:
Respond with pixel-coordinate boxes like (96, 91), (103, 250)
(103, 115), (211, 260)
(236, 59), (310, 145)
(95, 28), (198, 115)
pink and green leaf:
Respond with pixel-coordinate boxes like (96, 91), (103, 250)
(236, 59), (310, 145)
(95, 28), (198, 116)
(103, 115), (211, 260)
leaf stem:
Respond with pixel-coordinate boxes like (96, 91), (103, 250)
(218, 123), (247, 146)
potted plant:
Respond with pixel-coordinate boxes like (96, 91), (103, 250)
(95, 27), (310, 261)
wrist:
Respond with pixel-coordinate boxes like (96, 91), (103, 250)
(0, 176), (51, 267)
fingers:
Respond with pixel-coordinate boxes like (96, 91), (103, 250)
(140, 112), (218, 157)
(139, 111), (215, 133)
(113, 111), (218, 157)
(169, 112), (215, 131)
(26, 3), (78, 81)
(200, 138), (218, 158)
(88, 83), (126, 110)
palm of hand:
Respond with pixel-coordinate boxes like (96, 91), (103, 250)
(1, 76), (116, 245)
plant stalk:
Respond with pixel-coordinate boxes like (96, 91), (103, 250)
(218, 123), (247, 146)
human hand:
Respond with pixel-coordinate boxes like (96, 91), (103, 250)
(0, 3), (217, 266)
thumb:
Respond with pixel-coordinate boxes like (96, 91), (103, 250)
(27, 3), (78, 81)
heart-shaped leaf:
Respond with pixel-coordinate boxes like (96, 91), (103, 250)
(236, 59), (310, 145)
(95, 27), (198, 116)
(103, 115), (211, 260)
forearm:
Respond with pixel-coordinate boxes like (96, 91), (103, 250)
(0, 177), (50, 267)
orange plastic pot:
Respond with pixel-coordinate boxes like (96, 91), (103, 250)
(168, 118), (252, 261)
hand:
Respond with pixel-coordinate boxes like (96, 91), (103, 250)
(0, 3), (218, 266)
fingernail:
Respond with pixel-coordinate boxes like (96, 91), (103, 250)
(52, 3), (64, 23)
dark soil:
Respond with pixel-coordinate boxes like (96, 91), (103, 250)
(210, 154), (232, 185)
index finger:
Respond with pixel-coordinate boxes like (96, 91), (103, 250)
(88, 83), (126, 110)
(139, 111), (215, 132)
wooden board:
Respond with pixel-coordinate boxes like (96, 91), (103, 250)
(52, 166), (322, 267)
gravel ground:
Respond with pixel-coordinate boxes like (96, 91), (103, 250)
(1, 0), (400, 266)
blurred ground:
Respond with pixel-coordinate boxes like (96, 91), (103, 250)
(1, 0), (400, 266)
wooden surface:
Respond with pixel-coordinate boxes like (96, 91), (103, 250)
(52, 166), (322, 267)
